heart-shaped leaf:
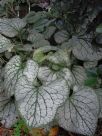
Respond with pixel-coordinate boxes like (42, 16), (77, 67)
(47, 49), (71, 67)
(0, 34), (14, 53)
(71, 65), (87, 85)
(56, 85), (99, 135)
(38, 67), (74, 87)
(4, 55), (22, 97)
(0, 92), (18, 128)
(72, 36), (102, 61)
(54, 30), (69, 44)
(15, 60), (69, 127)
(27, 30), (50, 49)
(0, 18), (26, 37)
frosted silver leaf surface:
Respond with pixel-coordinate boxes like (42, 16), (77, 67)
(4, 55), (22, 97)
(47, 49), (71, 67)
(38, 67), (74, 87)
(0, 18), (26, 37)
(71, 65), (87, 85)
(15, 60), (69, 127)
(0, 34), (14, 53)
(72, 36), (102, 61)
(0, 92), (18, 128)
(56, 85), (99, 136)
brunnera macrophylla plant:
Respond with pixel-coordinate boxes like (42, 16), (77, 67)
(0, 4), (102, 136)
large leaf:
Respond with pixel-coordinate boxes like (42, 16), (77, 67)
(56, 85), (99, 135)
(0, 34), (14, 53)
(71, 65), (87, 85)
(72, 36), (102, 61)
(95, 88), (102, 118)
(38, 67), (74, 87)
(15, 60), (69, 127)
(0, 92), (18, 128)
(0, 18), (26, 37)
(4, 55), (22, 97)
(27, 30), (50, 49)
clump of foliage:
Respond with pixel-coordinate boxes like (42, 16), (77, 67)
(0, 0), (102, 136)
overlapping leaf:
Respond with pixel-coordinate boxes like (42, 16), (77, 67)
(56, 85), (99, 135)
(47, 49), (71, 67)
(38, 66), (74, 87)
(71, 65), (87, 85)
(0, 18), (26, 37)
(15, 60), (69, 127)
(0, 34), (14, 53)
(72, 36), (102, 61)
(44, 26), (56, 39)
(4, 55), (22, 97)
(83, 61), (98, 68)
(0, 92), (18, 128)
(54, 30), (69, 44)
(27, 30), (50, 48)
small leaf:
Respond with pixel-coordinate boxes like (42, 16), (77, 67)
(0, 18), (26, 37)
(0, 34), (14, 53)
(47, 49), (71, 67)
(44, 26), (56, 39)
(56, 85), (99, 135)
(15, 60), (69, 127)
(38, 67), (74, 87)
(54, 30), (69, 44)
(0, 92), (18, 128)
(27, 30), (50, 49)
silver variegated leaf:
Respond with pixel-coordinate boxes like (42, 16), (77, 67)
(47, 49), (71, 67)
(72, 36), (102, 61)
(56, 85), (99, 136)
(27, 30), (50, 48)
(15, 60), (69, 127)
(95, 88), (102, 118)
(0, 34), (14, 53)
(83, 61), (98, 69)
(0, 92), (18, 128)
(71, 65), (87, 85)
(0, 18), (26, 37)
(54, 30), (69, 44)
(38, 67), (74, 87)
(4, 55), (22, 97)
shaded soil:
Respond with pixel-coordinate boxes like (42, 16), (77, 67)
(0, 119), (102, 136)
